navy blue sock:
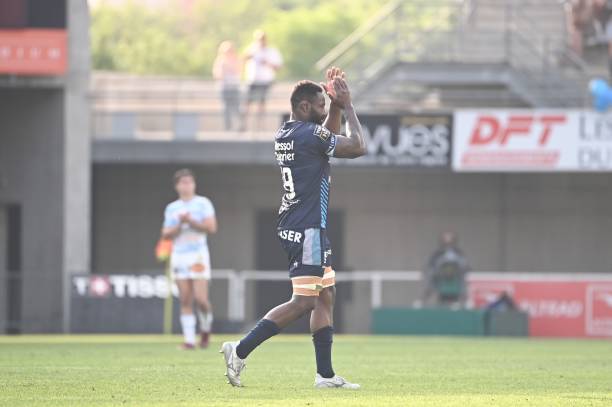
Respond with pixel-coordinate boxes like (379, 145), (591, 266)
(312, 326), (335, 378)
(235, 319), (280, 359)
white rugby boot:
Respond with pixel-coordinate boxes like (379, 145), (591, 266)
(314, 373), (361, 389)
(220, 341), (246, 387)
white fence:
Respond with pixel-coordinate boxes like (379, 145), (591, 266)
(62, 270), (612, 337)
(229, 270), (422, 321)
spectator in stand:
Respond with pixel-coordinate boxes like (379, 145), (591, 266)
(566, 0), (594, 56)
(212, 41), (242, 131)
(594, 0), (612, 80)
(242, 30), (283, 132)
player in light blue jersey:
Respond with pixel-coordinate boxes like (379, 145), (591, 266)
(161, 169), (217, 349)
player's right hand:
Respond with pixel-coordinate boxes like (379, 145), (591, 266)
(330, 77), (351, 109)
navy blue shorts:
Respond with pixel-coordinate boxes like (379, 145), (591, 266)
(277, 227), (332, 279)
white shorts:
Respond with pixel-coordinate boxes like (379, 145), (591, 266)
(170, 251), (211, 280)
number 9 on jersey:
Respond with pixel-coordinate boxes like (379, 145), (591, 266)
(281, 167), (295, 200)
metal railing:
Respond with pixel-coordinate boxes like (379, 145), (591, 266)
(5, 269), (612, 334)
(315, 0), (590, 107)
(92, 111), (285, 140)
(1, 269), (424, 333)
(90, 74), (294, 140)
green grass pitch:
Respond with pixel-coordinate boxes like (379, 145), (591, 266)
(1, 334), (611, 406)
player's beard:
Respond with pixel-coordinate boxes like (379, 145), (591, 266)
(310, 111), (326, 125)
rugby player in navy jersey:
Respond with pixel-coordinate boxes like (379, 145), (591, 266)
(221, 67), (366, 388)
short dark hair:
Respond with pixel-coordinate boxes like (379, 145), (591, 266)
(173, 168), (195, 185)
(290, 80), (323, 111)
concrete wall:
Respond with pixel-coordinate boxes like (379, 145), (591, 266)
(92, 164), (279, 273)
(0, 89), (66, 332)
(0, 207), (7, 330)
(92, 165), (612, 273)
(0, 0), (90, 332)
(91, 163), (612, 331)
(64, 0), (91, 279)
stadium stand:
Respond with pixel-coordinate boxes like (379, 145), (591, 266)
(92, 0), (601, 144)
(316, 0), (591, 110)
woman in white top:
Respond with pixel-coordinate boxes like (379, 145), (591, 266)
(242, 30), (283, 131)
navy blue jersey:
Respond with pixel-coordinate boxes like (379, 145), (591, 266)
(275, 120), (337, 230)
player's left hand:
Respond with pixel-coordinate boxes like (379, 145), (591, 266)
(330, 77), (351, 109)
(321, 66), (345, 108)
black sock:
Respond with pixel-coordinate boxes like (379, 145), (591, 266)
(235, 319), (280, 359)
(312, 326), (335, 378)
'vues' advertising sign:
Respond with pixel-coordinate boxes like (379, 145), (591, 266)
(333, 113), (453, 168)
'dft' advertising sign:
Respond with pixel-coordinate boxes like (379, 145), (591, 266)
(453, 110), (612, 172)
(468, 273), (612, 337)
(333, 113), (452, 167)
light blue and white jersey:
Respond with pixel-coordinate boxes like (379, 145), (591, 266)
(163, 195), (216, 255)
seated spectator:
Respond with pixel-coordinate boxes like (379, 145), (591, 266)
(566, 0), (594, 56)
(485, 292), (517, 312)
(594, 0), (612, 79)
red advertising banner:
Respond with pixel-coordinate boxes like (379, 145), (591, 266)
(453, 110), (612, 172)
(0, 29), (67, 75)
(468, 273), (612, 337)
